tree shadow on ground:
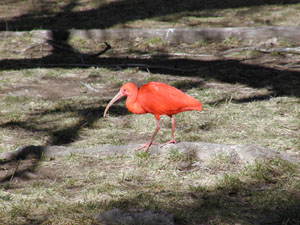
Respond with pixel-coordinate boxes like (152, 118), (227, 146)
(1, 0), (300, 31)
(1, 0), (300, 100)
(1, 53), (300, 98)
(0, 146), (44, 183)
(0, 102), (127, 186)
(97, 184), (300, 225)
(0, 36), (300, 147)
(0, 103), (128, 146)
(2, 152), (299, 225)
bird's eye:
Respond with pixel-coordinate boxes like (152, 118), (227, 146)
(123, 89), (126, 92)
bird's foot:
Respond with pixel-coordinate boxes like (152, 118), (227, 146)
(160, 139), (176, 147)
(135, 142), (157, 151)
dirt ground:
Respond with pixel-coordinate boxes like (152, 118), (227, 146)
(0, 35), (300, 224)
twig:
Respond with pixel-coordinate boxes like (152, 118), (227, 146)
(139, 52), (215, 58)
(46, 39), (76, 53)
(9, 160), (20, 182)
(274, 64), (300, 69)
(46, 39), (85, 64)
(21, 41), (46, 53)
(222, 47), (258, 55)
(257, 47), (300, 55)
(222, 46), (300, 55)
(80, 82), (101, 93)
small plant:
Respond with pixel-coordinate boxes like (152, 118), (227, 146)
(207, 153), (232, 171)
(167, 147), (196, 163)
(135, 150), (150, 160)
(167, 148), (183, 162)
(10, 200), (32, 219)
(222, 36), (239, 45)
(244, 158), (297, 183)
(193, 39), (208, 47)
(95, 183), (116, 193)
(189, 184), (207, 192)
(144, 37), (163, 46)
(216, 173), (243, 193)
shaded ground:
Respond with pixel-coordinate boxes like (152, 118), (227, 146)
(1, 144), (300, 225)
(0, 34), (299, 148)
(1, 0), (300, 31)
(1, 35), (300, 97)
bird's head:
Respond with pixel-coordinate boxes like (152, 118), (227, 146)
(119, 82), (136, 96)
(103, 82), (136, 117)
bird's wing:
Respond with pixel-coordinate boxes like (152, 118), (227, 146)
(138, 82), (202, 116)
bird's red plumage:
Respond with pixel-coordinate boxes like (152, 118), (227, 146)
(136, 82), (202, 119)
(103, 81), (203, 150)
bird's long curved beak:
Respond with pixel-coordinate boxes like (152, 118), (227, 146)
(103, 91), (124, 117)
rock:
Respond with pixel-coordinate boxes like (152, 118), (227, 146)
(259, 37), (278, 46)
(94, 208), (175, 225)
(0, 142), (298, 165)
(162, 142), (298, 164)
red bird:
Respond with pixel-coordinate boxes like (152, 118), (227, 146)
(103, 82), (203, 150)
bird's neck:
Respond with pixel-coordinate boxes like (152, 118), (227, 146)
(125, 88), (146, 114)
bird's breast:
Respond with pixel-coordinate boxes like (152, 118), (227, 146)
(126, 100), (147, 114)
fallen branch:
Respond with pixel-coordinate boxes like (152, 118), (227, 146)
(259, 47), (300, 54)
(91, 42), (112, 57)
(139, 52), (215, 58)
(21, 41), (47, 53)
(274, 64), (300, 69)
(222, 46), (300, 55)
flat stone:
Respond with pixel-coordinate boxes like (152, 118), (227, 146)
(0, 142), (298, 165)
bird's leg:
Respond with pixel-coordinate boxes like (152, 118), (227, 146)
(161, 116), (177, 147)
(136, 119), (160, 151)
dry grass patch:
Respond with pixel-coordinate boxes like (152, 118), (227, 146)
(2, 152), (300, 224)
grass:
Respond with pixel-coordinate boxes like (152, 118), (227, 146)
(0, 1), (300, 224)
(0, 40), (299, 225)
(1, 153), (300, 224)
(0, 55), (299, 223)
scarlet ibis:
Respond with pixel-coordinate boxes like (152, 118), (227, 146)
(103, 82), (203, 150)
